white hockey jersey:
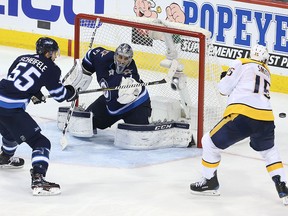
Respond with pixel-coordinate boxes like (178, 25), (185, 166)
(218, 58), (274, 121)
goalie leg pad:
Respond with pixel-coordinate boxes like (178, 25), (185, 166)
(57, 106), (94, 137)
(114, 121), (193, 150)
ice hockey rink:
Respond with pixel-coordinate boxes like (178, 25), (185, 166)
(0, 46), (287, 215)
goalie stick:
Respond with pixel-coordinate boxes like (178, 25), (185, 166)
(60, 17), (100, 150)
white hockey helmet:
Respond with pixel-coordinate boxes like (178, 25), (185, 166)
(114, 43), (133, 74)
(250, 44), (269, 64)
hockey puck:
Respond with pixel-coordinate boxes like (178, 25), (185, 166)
(279, 113), (286, 118)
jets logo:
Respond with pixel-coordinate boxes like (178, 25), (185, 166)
(108, 69), (114, 76)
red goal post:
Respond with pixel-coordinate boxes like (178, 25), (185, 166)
(73, 13), (225, 148)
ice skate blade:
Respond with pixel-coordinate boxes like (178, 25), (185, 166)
(190, 190), (220, 196)
(0, 164), (24, 169)
(282, 196), (288, 206)
(32, 187), (61, 196)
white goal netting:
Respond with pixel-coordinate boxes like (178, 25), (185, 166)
(73, 14), (226, 147)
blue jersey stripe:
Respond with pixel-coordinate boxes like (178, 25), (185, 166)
(0, 95), (28, 109)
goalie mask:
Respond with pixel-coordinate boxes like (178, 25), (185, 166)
(114, 43), (133, 74)
(250, 44), (269, 64)
(36, 37), (60, 59)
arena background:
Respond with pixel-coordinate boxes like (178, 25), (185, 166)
(0, 0), (287, 92)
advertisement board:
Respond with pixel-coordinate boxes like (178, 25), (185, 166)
(0, 0), (287, 90)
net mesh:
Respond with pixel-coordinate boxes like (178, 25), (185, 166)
(74, 14), (226, 143)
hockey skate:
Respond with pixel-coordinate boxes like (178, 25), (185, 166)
(0, 151), (24, 169)
(272, 175), (288, 206)
(190, 171), (220, 196)
(30, 169), (61, 196)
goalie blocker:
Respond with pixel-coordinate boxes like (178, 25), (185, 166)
(114, 121), (195, 150)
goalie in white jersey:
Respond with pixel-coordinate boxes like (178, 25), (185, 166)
(190, 44), (288, 205)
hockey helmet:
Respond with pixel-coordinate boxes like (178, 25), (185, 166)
(36, 37), (60, 57)
(114, 43), (133, 74)
(250, 44), (269, 64)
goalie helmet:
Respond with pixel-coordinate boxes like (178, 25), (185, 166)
(36, 37), (59, 57)
(250, 44), (269, 64)
(114, 43), (133, 74)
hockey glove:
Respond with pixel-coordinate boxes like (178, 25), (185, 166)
(117, 77), (142, 104)
(31, 91), (46, 104)
(65, 85), (79, 102)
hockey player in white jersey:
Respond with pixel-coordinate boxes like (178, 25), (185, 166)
(190, 44), (288, 205)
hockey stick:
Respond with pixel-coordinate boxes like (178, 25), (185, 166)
(78, 59), (178, 94)
(45, 79), (165, 99)
(62, 62), (77, 83)
(60, 98), (77, 150)
(76, 78), (167, 94)
(45, 59), (178, 99)
(62, 18), (101, 83)
(60, 18), (100, 150)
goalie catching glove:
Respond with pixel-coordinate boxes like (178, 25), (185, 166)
(117, 77), (142, 104)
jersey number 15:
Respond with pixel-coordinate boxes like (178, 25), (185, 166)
(253, 75), (270, 99)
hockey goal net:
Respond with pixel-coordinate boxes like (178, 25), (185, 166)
(73, 13), (226, 148)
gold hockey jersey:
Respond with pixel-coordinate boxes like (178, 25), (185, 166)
(218, 58), (274, 121)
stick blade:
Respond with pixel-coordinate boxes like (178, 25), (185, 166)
(60, 135), (68, 150)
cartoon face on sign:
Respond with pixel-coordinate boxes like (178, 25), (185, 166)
(133, 0), (185, 23)
(133, 0), (158, 18)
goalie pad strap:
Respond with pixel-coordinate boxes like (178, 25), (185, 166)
(117, 121), (189, 131)
(58, 107), (91, 118)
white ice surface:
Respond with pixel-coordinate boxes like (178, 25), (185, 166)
(0, 46), (287, 215)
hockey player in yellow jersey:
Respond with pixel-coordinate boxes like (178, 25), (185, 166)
(190, 44), (288, 206)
